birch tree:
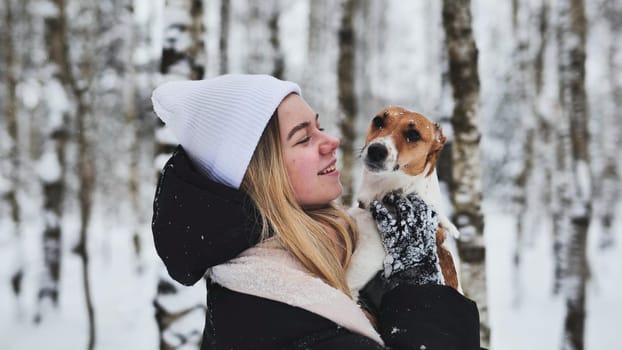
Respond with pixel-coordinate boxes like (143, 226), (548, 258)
(593, 0), (622, 249)
(510, 0), (534, 307)
(154, 1), (206, 349)
(354, 0), (386, 117)
(219, 0), (230, 74)
(302, 0), (340, 149)
(337, 0), (357, 206)
(510, 0), (554, 307)
(268, 1), (284, 78)
(120, 0), (161, 267)
(353, 0), (385, 118)
(350, 0), (387, 201)
(123, 1), (143, 261)
(556, 0), (591, 349)
(441, 0), (489, 346)
(1, 0), (25, 306)
(155, 0), (206, 162)
(241, 0), (283, 76)
(68, 1), (98, 347)
(29, 0), (74, 324)
(29, 0), (99, 347)
(36, 86), (68, 320)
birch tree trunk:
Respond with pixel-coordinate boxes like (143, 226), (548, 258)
(125, 0), (160, 269)
(551, 46), (567, 296)
(535, 1), (556, 229)
(242, 0), (283, 76)
(1, 0), (25, 305)
(219, 0), (230, 74)
(75, 79), (96, 350)
(441, 0), (489, 346)
(70, 1), (97, 347)
(123, 2), (143, 262)
(33, 0), (74, 323)
(43, 0), (97, 347)
(351, 0), (386, 199)
(160, 0), (205, 81)
(337, 0), (357, 207)
(510, 0), (554, 308)
(594, 0), (622, 249)
(556, 0), (591, 349)
(154, 1), (206, 349)
(510, 0), (533, 307)
(156, 0), (206, 162)
(302, 0), (340, 146)
(268, 2), (284, 79)
(551, 113), (572, 296)
(354, 0), (386, 116)
(36, 84), (68, 322)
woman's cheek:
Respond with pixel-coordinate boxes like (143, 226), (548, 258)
(288, 161), (314, 199)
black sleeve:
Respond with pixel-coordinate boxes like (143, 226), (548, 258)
(209, 281), (479, 350)
(357, 271), (480, 350)
(301, 286), (480, 350)
(286, 329), (385, 350)
(296, 284), (479, 350)
(377, 284), (480, 350)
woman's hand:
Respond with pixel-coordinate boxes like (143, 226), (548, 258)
(369, 191), (443, 286)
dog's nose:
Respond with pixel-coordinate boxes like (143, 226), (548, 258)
(367, 143), (388, 163)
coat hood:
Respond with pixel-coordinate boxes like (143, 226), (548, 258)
(152, 146), (262, 286)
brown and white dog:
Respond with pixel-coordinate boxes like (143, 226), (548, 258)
(346, 106), (461, 297)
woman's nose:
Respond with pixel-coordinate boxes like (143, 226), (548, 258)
(320, 132), (340, 154)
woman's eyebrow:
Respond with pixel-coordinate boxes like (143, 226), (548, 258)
(286, 114), (319, 141)
(287, 121), (310, 141)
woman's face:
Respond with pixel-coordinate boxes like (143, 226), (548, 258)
(277, 94), (342, 208)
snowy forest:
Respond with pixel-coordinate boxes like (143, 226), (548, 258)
(0, 0), (620, 349)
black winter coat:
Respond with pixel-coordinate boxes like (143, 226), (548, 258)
(152, 147), (482, 350)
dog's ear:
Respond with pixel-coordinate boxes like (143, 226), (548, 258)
(425, 123), (447, 176)
(432, 123), (447, 150)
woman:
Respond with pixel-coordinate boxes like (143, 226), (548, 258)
(151, 74), (481, 349)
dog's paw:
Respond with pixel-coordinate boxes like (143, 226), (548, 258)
(440, 216), (460, 239)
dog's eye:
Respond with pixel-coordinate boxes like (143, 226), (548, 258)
(372, 116), (384, 129)
(404, 129), (421, 143)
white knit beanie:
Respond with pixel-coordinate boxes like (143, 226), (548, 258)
(152, 74), (301, 189)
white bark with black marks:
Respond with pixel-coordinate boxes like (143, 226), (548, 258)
(510, 0), (553, 308)
(556, 0), (591, 349)
(154, 1), (206, 349)
(1, 0), (25, 309)
(337, 0), (358, 207)
(591, 0), (622, 249)
(442, 0), (489, 346)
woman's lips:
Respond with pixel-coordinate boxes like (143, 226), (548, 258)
(318, 162), (337, 175)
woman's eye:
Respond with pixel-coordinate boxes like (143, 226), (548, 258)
(296, 136), (311, 145)
(404, 129), (421, 143)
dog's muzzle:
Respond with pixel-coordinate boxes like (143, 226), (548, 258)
(364, 142), (399, 172)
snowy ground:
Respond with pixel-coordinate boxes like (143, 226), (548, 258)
(0, 203), (620, 349)
(485, 205), (622, 350)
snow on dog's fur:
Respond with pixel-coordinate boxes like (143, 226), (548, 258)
(347, 106), (462, 297)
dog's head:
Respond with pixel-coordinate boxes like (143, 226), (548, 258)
(362, 106), (446, 177)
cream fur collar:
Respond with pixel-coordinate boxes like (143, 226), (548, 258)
(210, 240), (384, 345)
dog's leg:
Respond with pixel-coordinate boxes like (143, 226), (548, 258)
(436, 228), (460, 291)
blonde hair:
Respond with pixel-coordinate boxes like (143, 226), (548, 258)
(241, 114), (358, 298)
